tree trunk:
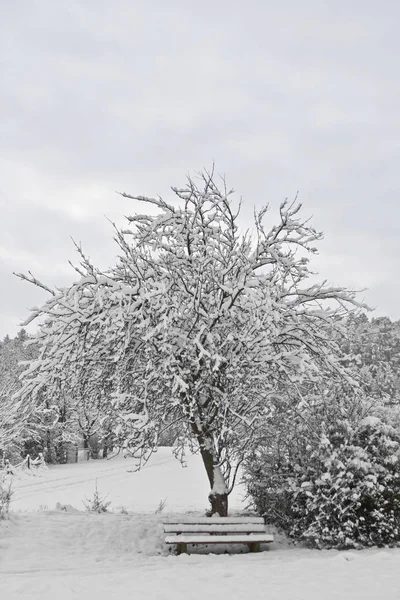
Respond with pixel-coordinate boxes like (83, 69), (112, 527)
(46, 429), (51, 458)
(102, 432), (112, 459)
(198, 436), (229, 517)
(209, 491), (228, 516)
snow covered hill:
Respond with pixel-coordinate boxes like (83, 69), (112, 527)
(9, 447), (246, 514)
(1, 448), (399, 600)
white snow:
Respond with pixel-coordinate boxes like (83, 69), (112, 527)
(164, 523), (266, 533)
(165, 517), (264, 524)
(1, 448), (400, 599)
(211, 464), (228, 495)
(8, 448), (242, 513)
(165, 533), (274, 544)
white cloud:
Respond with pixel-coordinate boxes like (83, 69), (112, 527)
(1, 0), (399, 337)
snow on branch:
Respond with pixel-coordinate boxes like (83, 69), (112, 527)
(14, 169), (367, 503)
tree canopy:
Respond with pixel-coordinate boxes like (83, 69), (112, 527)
(16, 170), (363, 514)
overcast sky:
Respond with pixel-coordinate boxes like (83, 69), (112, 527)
(1, 0), (399, 339)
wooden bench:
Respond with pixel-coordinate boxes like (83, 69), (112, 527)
(164, 516), (274, 554)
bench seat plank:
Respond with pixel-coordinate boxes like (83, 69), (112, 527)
(164, 517), (264, 525)
(165, 534), (274, 544)
(164, 523), (267, 534)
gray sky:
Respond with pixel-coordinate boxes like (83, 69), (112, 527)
(1, 0), (399, 338)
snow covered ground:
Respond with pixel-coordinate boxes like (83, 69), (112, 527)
(9, 447), (242, 514)
(1, 448), (400, 599)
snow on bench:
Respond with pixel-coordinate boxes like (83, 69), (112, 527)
(164, 516), (274, 554)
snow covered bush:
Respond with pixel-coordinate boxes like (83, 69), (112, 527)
(246, 406), (400, 549)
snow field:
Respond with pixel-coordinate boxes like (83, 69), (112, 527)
(9, 448), (247, 514)
(0, 447), (400, 599)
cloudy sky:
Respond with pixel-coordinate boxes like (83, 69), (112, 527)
(1, 0), (399, 338)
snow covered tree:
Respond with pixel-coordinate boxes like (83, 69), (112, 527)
(0, 381), (22, 457)
(340, 314), (400, 405)
(69, 370), (118, 455)
(0, 328), (114, 463)
(0, 330), (39, 458)
(15, 169), (362, 515)
(0, 330), (37, 391)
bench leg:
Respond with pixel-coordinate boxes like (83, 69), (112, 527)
(177, 542), (187, 555)
(249, 542), (260, 553)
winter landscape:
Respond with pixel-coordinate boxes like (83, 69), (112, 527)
(1, 449), (400, 599)
(2, 2), (400, 599)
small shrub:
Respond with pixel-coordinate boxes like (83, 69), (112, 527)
(155, 498), (167, 514)
(83, 480), (111, 513)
